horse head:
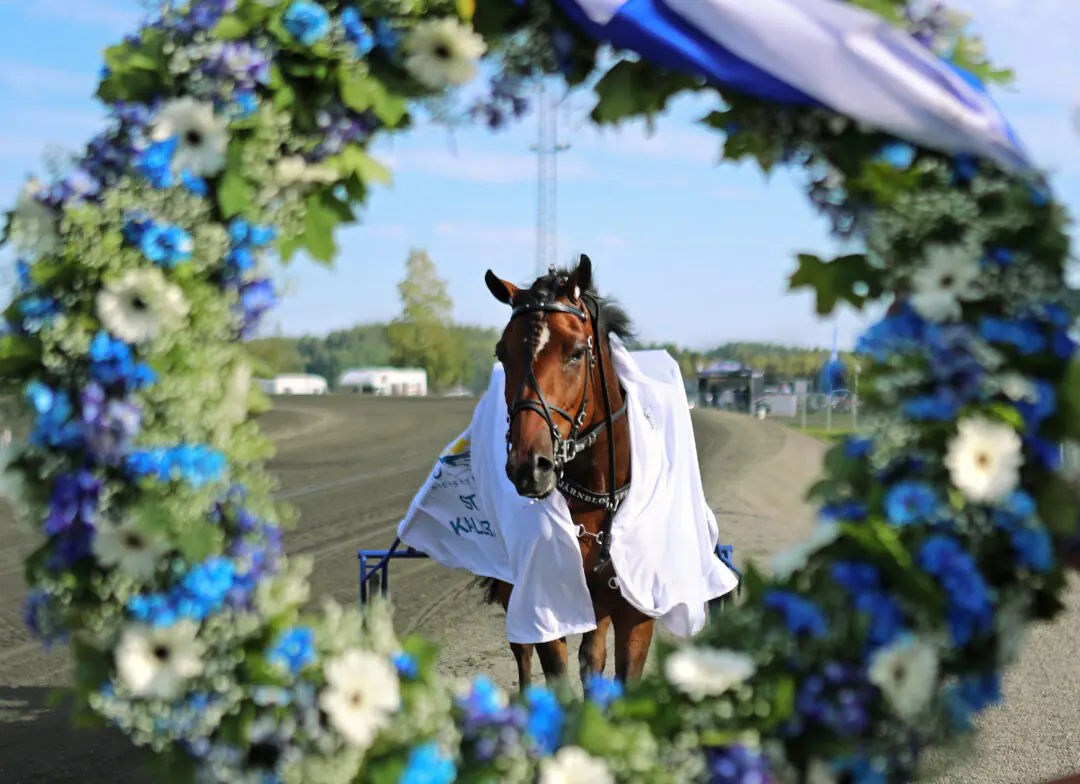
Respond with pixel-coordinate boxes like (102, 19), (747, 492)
(485, 254), (606, 500)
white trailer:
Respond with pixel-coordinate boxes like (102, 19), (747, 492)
(338, 367), (428, 397)
(257, 373), (328, 395)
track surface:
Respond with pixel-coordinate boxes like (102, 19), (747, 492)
(0, 396), (1077, 783)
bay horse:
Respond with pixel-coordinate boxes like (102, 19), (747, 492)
(479, 254), (656, 692)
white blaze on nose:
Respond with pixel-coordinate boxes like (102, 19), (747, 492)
(533, 323), (550, 357)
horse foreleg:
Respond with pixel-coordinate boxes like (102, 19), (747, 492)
(613, 608), (655, 684)
(535, 638), (569, 686)
(510, 643), (535, 693)
(578, 611), (611, 688)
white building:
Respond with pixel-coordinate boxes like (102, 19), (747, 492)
(257, 373), (328, 395)
(338, 367), (427, 397)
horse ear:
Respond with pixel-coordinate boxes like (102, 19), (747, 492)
(485, 270), (518, 305)
(567, 254), (592, 299)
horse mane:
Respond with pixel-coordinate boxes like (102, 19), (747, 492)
(518, 265), (637, 345)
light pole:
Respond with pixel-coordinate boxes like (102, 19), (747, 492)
(529, 82), (571, 276)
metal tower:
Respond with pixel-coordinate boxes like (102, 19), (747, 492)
(529, 82), (571, 277)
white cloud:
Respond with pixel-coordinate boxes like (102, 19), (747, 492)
(435, 221), (536, 246)
(0, 60), (97, 96)
(380, 148), (598, 184)
(579, 123), (722, 164)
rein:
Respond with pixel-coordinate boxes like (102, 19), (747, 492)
(505, 289), (628, 574)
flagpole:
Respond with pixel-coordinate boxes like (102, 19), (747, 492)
(826, 323), (837, 433)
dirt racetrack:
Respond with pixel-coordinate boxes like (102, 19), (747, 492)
(1, 395), (1078, 783)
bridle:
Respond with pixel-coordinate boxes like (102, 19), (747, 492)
(504, 281), (629, 575)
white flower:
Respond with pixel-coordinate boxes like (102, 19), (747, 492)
(806, 758), (838, 784)
(868, 636), (939, 719)
(115, 621), (205, 699)
(274, 155), (339, 186)
(999, 372), (1036, 403)
(92, 516), (170, 580)
(10, 178), (59, 257)
(945, 416), (1024, 502)
(910, 244), (981, 322)
(539, 746), (615, 784)
(318, 649), (401, 750)
(402, 18), (487, 89)
(151, 97), (229, 177)
(95, 268), (190, 345)
(663, 647), (756, 700)
(771, 521), (841, 579)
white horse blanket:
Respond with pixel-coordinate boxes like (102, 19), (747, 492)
(397, 340), (740, 644)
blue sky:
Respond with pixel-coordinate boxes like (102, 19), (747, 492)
(0, 0), (1077, 351)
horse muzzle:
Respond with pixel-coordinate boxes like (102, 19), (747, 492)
(506, 449), (558, 499)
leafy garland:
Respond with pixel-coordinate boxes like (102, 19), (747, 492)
(1, 0), (1077, 782)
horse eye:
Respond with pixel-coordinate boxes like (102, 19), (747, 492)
(568, 347), (587, 363)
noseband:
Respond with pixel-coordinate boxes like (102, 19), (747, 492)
(504, 288), (629, 574)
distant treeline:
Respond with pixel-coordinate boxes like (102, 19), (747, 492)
(246, 329), (855, 393)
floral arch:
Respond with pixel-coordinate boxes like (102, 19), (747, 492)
(2, 0), (1077, 782)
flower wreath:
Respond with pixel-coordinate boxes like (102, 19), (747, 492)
(2, 0), (1077, 782)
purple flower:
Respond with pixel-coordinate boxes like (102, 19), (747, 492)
(793, 662), (873, 736)
(79, 383), (141, 465)
(706, 745), (774, 784)
(45, 470), (102, 537)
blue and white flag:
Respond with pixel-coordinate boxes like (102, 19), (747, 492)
(556, 0), (1031, 172)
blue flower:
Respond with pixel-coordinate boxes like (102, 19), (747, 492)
(843, 436), (872, 460)
(830, 561), (879, 593)
(236, 278), (278, 337)
(992, 490), (1036, 529)
(231, 89), (259, 119)
(130, 556), (239, 626)
(225, 247), (256, 280)
(283, 0), (331, 46)
(23, 590), (68, 649)
(524, 685), (563, 756)
(857, 591), (906, 648)
(1024, 433), (1061, 470)
(17, 294), (60, 332)
(15, 259), (33, 291)
(902, 390), (960, 421)
(917, 536), (993, 646)
(1015, 380), (1056, 427)
(26, 381), (83, 450)
(128, 593), (178, 627)
(979, 317), (1047, 356)
(180, 170), (208, 196)
(400, 742), (456, 784)
(763, 591), (828, 638)
(945, 672), (1001, 730)
(1011, 527), (1053, 573)
(705, 744), (772, 784)
(228, 219), (276, 248)
(794, 662), (873, 736)
(392, 651), (419, 680)
(126, 443), (227, 488)
(374, 18), (398, 52)
(88, 332), (157, 390)
(877, 142), (915, 170)
(856, 304), (925, 361)
(984, 247), (1014, 267)
(140, 223), (193, 267)
(884, 480), (939, 526)
(268, 626), (316, 674)
(583, 674), (623, 710)
(951, 153), (979, 183)
(819, 499), (867, 523)
(457, 675), (507, 723)
(830, 755), (890, 784)
(133, 136), (178, 188)
(340, 7), (375, 57)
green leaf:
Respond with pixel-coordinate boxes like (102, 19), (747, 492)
(0, 333), (41, 376)
(789, 252), (883, 316)
(217, 168), (253, 219)
(591, 61), (699, 127)
(213, 13), (249, 39)
(984, 402), (1026, 432)
(326, 145), (392, 186)
(1033, 472), (1079, 538)
(301, 191), (344, 263)
(575, 703), (616, 755)
(472, 0), (526, 39)
(338, 63), (376, 113)
(456, 0), (476, 21)
(176, 521), (221, 562)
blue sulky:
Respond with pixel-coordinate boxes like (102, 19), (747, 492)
(358, 539), (743, 607)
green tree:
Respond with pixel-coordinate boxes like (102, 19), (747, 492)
(386, 248), (465, 391)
